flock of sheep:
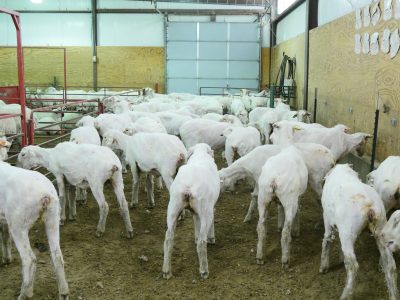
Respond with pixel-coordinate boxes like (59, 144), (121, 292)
(1, 87), (400, 300)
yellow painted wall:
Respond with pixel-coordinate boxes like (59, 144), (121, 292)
(308, 4), (400, 161)
(0, 46), (165, 92)
(261, 47), (270, 89)
(97, 46), (164, 93)
(271, 33), (305, 109)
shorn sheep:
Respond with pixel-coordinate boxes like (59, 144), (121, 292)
(162, 143), (220, 280)
(256, 145), (308, 268)
(0, 161), (69, 300)
(0, 136), (11, 161)
(320, 164), (398, 300)
(17, 142), (133, 238)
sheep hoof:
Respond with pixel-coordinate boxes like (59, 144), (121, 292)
(163, 272), (173, 280)
(256, 259), (264, 265)
(200, 272), (209, 279)
(60, 219), (65, 226)
(319, 266), (328, 274)
(207, 238), (215, 244)
(126, 231), (134, 239)
(68, 215), (76, 221)
(282, 262), (289, 270)
(292, 231), (300, 238)
(1, 257), (12, 265)
(59, 294), (69, 300)
(243, 216), (252, 223)
(130, 203), (138, 209)
(147, 204), (155, 209)
(96, 230), (104, 238)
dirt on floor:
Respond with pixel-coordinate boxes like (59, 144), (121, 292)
(0, 152), (395, 300)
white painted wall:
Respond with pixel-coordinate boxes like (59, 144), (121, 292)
(0, 0), (90, 10)
(0, 13), (92, 46)
(276, 2), (306, 44)
(318, 0), (353, 26)
(97, 14), (164, 46)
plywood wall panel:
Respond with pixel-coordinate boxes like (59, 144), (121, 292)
(308, 6), (400, 161)
(261, 47), (270, 89)
(271, 33), (305, 109)
(97, 46), (165, 93)
(0, 47), (92, 88)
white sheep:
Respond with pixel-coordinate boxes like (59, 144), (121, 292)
(102, 130), (187, 208)
(270, 121), (372, 161)
(219, 143), (335, 223)
(256, 145), (308, 268)
(37, 116), (61, 135)
(123, 117), (167, 135)
(17, 143), (133, 238)
(156, 111), (193, 136)
(0, 161), (69, 300)
(230, 99), (248, 124)
(222, 126), (261, 166)
(320, 164), (398, 300)
(382, 210), (400, 252)
(0, 136), (11, 161)
(367, 156), (400, 212)
(179, 119), (233, 150)
(162, 143), (219, 279)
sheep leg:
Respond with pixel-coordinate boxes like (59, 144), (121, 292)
(157, 176), (164, 190)
(145, 175), (155, 209)
(244, 186), (258, 223)
(193, 214), (200, 244)
(292, 205), (301, 237)
(0, 223), (12, 264)
(121, 152), (128, 174)
(162, 199), (185, 279)
(11, 229), (36, 300)
(89, 184), (109, 238)
(281, 197), (298, 269)
(130, 165), (140, 208)
(197, 215), (212, 279)
(56, 176), (67, 225)
(207, 216), (216, 244)
(277, 203), (284, 232)
(160, 171), (173, 191)
(319, 215), (334, 274)
(67, 184), (76, 221)
(224, 145), (234, 166)
(256, 188), (271, 265)
(376, 237), (399, 300)
(339, 234), (358, 300)
(44, 202), (70, 299)
(111, 171), (134, 239)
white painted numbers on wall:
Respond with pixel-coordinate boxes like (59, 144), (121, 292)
(382, 28), (391, 53)
(370, 32), (380, 54)
(384, 0), (393, 20)
(390, 28), (400, 58)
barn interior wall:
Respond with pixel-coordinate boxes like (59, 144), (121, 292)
(308, 7), (400, 162)
(271, 33), (305, 109)
(0, 46), (165, 92)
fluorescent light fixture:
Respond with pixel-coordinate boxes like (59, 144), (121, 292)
(31, 0), (43, 3)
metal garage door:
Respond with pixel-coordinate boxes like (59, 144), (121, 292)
(166, 21), (261, 95)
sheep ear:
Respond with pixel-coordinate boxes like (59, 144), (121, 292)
(222, 128), (233, 137)
(365, 134), (373, 140)
(292, 113), (298, 118)
(305, 111), (311, 116)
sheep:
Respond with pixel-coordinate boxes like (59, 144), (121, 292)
(37, 116), (61, 135)
(222, 126), (261, 166)
(256, 145), (308, 268)
(17, 142), (133, 238)
(230, 99), (248, 124)
(320, 164), (398, 300)
(123, 117), (167, 135)
(162, 143), (219, 280)
(270, 121), (372, 161)
(70, 126), (101, 146)
(93, 113), (133, 137)
(219, 143), (335, 223)
(179, 119), (233, 150)
(0, 136), (11, 161)
(367, 156), (400, 212)
(382, 210), (400, 252)
(0, 161), (69, 300)
(102, 130), (187, 208)
(156, 111), (193, 136)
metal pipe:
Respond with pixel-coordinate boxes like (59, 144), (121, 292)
(370, 108), (380, 172)
(303, 0), (310, 111)
(63, 48), (67, 104)
(313, 87), (317, 123)
(92, 0), (98, 91)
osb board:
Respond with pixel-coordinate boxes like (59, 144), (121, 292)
(261, 47), (270, 89)
(308, 4), (400, 162)
(97, 47), (165, 93)
(0, 47), (92, 88)
(271, 33), (305, 109)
